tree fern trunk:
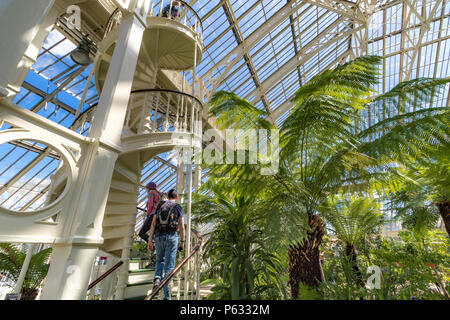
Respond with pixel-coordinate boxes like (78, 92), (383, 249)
(436, 201), (450, 237)
(344, 243), (365, 287)
(288, 214), (325, 299)
(20, 289), (38, 300)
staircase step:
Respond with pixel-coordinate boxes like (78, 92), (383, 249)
(101, 238), (126, 252)
(114, 162), (139, 183)
(124, 281), (154, 299)
(102, 225), (133, 239)
(128, 269), (156, 285)
(129, 259), (155, 271)
(124, 291), (197, 301)
(110, 180), (137, 193)
(124, 296), (147, 300)
(105, 204), (137, 215)
(103, 215), (136, 227)
(107, 191), (137, 204)
(129, 267), (155, 273)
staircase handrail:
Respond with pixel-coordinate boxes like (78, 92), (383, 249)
(104, 1), (204, 38)
(87, 260), (124, 291)
(70, 103), (97, 130)
(131, 88), (203, 108)
(104, 8), (122, 36)
(71, 87), (203, 132)
(162, 0), (204, 34)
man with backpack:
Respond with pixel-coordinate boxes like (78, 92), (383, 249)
(147, 189), (185, 300)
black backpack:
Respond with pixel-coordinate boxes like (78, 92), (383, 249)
(155, 201), (179, 232)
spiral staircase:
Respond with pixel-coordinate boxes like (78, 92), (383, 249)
(48, 1), (204, 300)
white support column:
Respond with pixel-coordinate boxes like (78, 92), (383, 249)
(89, 12), (146, 146)
(13, 244), (38, 295)
(176, 149), (187, 201)
(183, 148), (193, 300)
(40, 11), (146, 300)
(0, 0), (55, 97)
(7, 1), (64, 99)
(40, 243), (100, 300)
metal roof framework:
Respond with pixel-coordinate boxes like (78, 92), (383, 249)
(1, 0), (449, 217)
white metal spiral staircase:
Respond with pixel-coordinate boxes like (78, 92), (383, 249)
(71, 87), (203, 299)
(75, 1), (204, 300)
(0, 0), (205, 300)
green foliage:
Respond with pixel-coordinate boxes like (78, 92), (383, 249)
(320, 247), (370, 300)
(297, 283), (323, 300)
(209, 91), (275, 131)
(323, 196), (384, 247)
(194, 190), (288, 300)
(201, 55), (450, 299)
(0, 244), (52, 295)
(132, 240), (149, 258)
(401, 206), (441, 239)
(321, 231), (450, 300)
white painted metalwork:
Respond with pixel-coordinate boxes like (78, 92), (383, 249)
(124, 89), (203, 137)
(1, 0), (449, 301)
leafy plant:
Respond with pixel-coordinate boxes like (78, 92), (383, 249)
(0, 244), (52, 300)
(203, 55), (449, 299)
(321, 230), (449, 300)
(322, 196), (384, 286)
(194, 190), (288, 300)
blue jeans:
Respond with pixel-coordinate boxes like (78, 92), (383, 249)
(154, 233), (178, 300)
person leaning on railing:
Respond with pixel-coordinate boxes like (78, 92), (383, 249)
(161, 1), (185, 19)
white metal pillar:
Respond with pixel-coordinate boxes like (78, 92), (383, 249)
(13, 244), (38, 295)
(40, 10), (146, 300)
(0, 0), (55, 97)
(89, 13), (146, 146)
(7, 2), (64, 98)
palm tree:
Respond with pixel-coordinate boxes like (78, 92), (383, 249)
(0, 243), (52, 300)
(322, 196), (384, 286)
(418, 144), (450, 236)
(389, 184), (443, 239)
(204, 55), (449, 299)
(192, 189), (287, 300)
(362, 83), (450, 235)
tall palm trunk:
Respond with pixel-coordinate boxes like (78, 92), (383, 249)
(288, 214), (325, 299)
(344, 243), (365, 287)
(436, 201), (450, 237)
(20, 289), (39, 300)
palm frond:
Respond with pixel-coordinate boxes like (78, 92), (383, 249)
(209, 91), (275, 130)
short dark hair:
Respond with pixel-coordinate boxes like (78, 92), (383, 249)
(168, 189), (178, 199)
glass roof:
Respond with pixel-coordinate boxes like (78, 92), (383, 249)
(2, 0), (450, 219)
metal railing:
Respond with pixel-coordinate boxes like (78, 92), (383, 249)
(104, 1), (203, 42)
(88, 261), (124, 291)
(124, 89), (203, 137)
(104, 8), (122, 36)
(71, 88), (203, 138)
(149, 0), (203, 40)
(70, 104), (96, 135)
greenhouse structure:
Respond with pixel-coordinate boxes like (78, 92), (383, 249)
(0, 0), (448, 301)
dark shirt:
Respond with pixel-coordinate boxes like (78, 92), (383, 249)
(154, 200), (183, 237)
(162, 4), (179, 17)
